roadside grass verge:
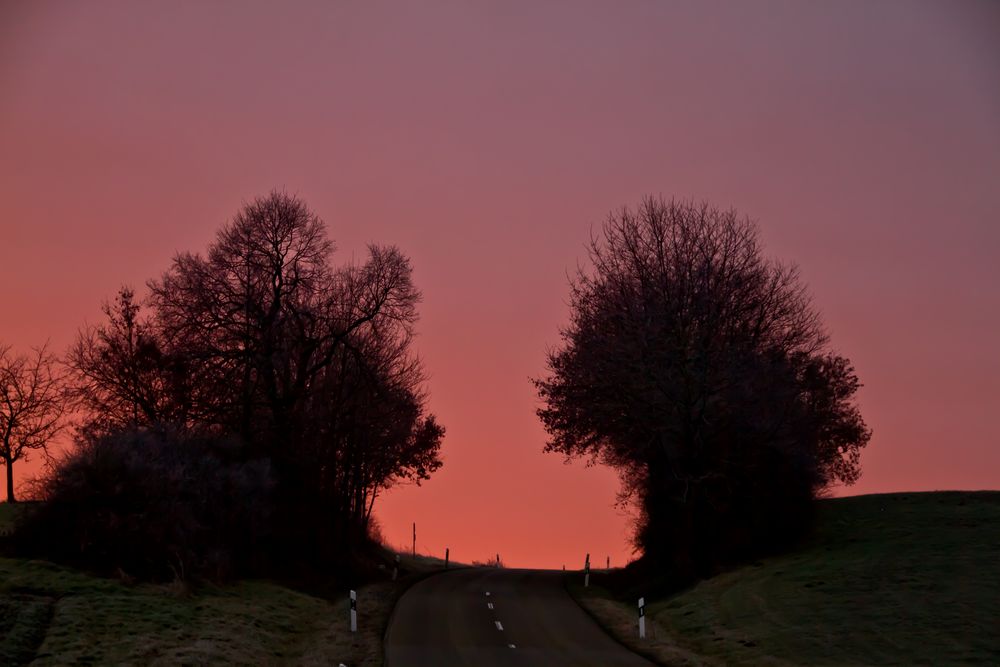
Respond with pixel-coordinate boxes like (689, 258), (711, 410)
(0, 524), (451, 666)
(0, 555), (399, 666)
(572, 491), (1000, 666)
(393, 551), (461, 573)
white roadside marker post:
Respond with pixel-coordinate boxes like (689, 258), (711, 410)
(393, 554), (399, 581)
(638, 597), (646, 639)
(584, 553), (590, 587)
(496, 553), (501, 568)
(350, 590), (357, 633)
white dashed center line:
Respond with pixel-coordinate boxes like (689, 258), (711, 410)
(495, 621), (504, 631)
(487, 602), (494, 609)
(508, 644), (516, 649)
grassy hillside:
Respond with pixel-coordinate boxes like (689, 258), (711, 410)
(0, 555), (402, 666)
(0, 503), (453, 666)
(575, 491), (1000, 666)
(0, 501), (22, 535)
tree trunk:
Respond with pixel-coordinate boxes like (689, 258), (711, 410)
(5, 458), (15, 503)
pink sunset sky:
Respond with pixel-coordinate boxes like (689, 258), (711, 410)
(1, 1), (998, 568)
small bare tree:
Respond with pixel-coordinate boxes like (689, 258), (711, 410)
(67, 287), (182, 433)
(0, 343), (65, 502)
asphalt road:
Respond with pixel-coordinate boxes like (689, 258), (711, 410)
(384, 568), (655, 666)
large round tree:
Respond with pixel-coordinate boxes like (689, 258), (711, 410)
(535, 197), (870, 573)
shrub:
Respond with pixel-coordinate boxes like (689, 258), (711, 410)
(15, 427), (272, 581)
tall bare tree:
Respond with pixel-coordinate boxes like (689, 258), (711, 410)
(535, 197), (870, 570)
(31, 191), (443, 574)
(303, 319), (443, 540)
(144, 192), (438, 559)
(0, 343), (65, 502)
(148, 191), (421, 447)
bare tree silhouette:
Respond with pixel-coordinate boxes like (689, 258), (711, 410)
(535, 197), (871, 572)
(39, 191), (442, 577)
(67, 287), (185, 431)
(0, 343), (64, 502)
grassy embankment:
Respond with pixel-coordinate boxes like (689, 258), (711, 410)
(0, 503), (447, 666)
(573, 491), (1000, 666)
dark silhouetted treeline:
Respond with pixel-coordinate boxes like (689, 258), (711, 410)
(536, 197), (870, 579)
(17, 192), (443, 581)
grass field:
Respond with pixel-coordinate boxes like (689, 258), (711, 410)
(0, 503), (449, 666)
(575, 491), (1000, 666)
(0, 501), (21, 535)
(0, 556), (400, 666)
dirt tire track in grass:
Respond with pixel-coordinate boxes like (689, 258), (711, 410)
(0, 592), (57, 665)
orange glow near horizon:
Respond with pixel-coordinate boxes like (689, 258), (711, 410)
(2, 1), (999, 568)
